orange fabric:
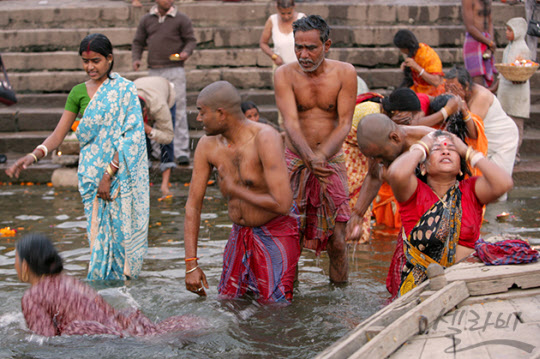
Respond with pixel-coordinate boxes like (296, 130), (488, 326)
(464, 112), (488, 177)
(372, 182), (402, 229)
(410, 43), (445, 96)
(71, 120), (80, 132)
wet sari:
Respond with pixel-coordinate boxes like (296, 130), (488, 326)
(76, 73), (149, 280)
(399, 182), (462, 296)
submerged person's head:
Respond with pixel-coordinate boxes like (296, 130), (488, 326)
(418, 130), (470, 183)
(393, 29), (420, 58)
(276, 0), (295, 22)
(241, 101), (261, 122)
(15, 233), (63, 283)
(293, 15), (331, 73)
(356, 113), (405, 165)
(79, 33), (114, 81)
(196, 81), (243, 136)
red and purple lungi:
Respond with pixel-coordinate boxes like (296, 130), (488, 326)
(285, 148), (351, 255)
(463, 32), (496, 86)
(218, 208), (301, 303)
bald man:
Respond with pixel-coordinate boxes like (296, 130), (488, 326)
(348, 113), (433, 297)
(347, 113), (433, 240)
(183, 81), (301, 304)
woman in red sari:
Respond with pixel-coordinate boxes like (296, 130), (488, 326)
(386, 131), (512, 296)
(394, 29), (445, 97)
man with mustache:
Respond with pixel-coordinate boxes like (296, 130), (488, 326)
(274, 15), (357, 283)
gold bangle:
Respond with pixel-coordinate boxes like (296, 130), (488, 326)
(417, 140), (430, 156)
(271, 53), (278, 60)
(465, 146), (474, 163)
(27, 153), (38, 163)
(186, 266), (198, 274)
(106, 164), (115, 177)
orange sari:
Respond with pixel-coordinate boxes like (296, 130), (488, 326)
(464, 112), (488, 177)
(410, 43), (445, 96)
(372, 182), (402, 229)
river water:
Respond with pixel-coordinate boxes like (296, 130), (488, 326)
(0, 184), (538, 358)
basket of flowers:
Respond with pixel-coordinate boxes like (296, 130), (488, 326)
(495, 60), (539, 82)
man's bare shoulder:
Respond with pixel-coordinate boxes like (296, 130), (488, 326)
(275, 62), (300, 78)
(197, 134), (224, 152)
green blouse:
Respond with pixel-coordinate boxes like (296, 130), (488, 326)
(65, 83), (91, 116)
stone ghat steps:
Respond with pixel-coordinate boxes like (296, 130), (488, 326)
(7, 47), (538, 74)
(0, 25), (514, 53)
(0, 2), (524, 30)
(7, 67), (540, 94)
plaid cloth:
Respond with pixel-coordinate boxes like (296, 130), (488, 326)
(463, 32), (496, 86)
(475, 238), (539, 265)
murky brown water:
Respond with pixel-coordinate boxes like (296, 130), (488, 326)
(0, 184), (538, 358)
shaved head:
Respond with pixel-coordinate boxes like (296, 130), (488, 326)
(198, 81), (242, 115)
(356, 113), (403, 164)
(357, 113), (397, 149)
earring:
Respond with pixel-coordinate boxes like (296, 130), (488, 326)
(459, 170), (463, 176)
(21, 272), (29, 283)
(421, 169), (426, 176)
(108, 61), (112, 64)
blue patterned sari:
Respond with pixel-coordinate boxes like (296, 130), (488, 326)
(76, 73), (149, 280)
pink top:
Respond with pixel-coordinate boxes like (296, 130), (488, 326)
(398, 177), (483, 249)
(22, 274), (196, 336)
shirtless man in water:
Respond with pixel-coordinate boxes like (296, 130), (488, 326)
(462, 0), (496, 87)
(184, 81), (300, 303)
(274, 15), (357, 283)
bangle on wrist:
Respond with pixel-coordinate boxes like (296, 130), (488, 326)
(409, 143), (427, 162)
(186, 266), (198, 274)
(417, 140), (430, 156)
(419, 68), (425, 76)
(106, 164), (115, 177)
(470, 152), (484, 168)
(185, 257), (199, 262)
(463, 113), (471, 122)
(440, 106), (449, 121)
(37, 144), (49, 157)
(28, 153), (38, 163)
(465, 146), (474, 163)
(271, 53), (278, 60)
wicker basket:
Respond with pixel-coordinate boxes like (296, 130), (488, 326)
(495, 63), (539, 82)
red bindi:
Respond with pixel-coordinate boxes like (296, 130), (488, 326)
(443, 142), (447, 146)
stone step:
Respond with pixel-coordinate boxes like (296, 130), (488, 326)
(0, 24), (516, 53)
(8, 47), (539, 74)
(512, 156), (540, 187)
(8, 67), (540, 94)
(0, 2), (524, 30)
(521, 128), (540, 155)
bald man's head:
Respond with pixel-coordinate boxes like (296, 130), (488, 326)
(356, 113), (403, 164)
(197, 81), (243, 115)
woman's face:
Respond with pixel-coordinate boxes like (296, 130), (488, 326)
(81, 50), (112, 82)
(425, 135), (461, 177)
(506, 26), (515, 42)
(277, 6), (295, 22)
(399, 48), (409, 57)
(244, 108), (260, 122)
(14, 250), (24, 282)
(444, 78), (467, 99)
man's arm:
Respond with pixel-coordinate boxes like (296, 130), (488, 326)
(184, 138), (212, 296)
(219, 128), (293, 215)
(353, 160), (384, 217)
(317, 64), (356, 160)
(148, 102), (174, 145)
(274, 65), (316, 164)
(132, 17), (148, 70)
(179, 15), (197, 60)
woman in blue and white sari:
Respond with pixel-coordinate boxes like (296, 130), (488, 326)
(7, 34), (149, 280)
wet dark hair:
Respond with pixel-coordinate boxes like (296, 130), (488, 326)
(79, 33), (114, 79)
(382, 88), (421, 113)
(16, 233), (63, 276)
(393, 29), (420, 57)
(415, 129), (471, 183)
(429, 94), (468, 143)
(445, 66), (474, 91)
(138, 96), (147, 111)
(277, 0), (294, 8)
(241, 101), (259, 114)
(293, 15), (330, 43)
(393, 30), (419, 89)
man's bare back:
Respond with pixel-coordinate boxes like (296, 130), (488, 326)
(198, 121), (289, 227)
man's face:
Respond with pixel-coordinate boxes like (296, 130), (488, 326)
(294, 30), (329, 73)
(156, 0), (174, 12)
(196, 101), (222, 136)
(360, 142), (399, 167)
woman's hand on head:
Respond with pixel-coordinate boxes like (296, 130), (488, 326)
(446, 132), (468, 157)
